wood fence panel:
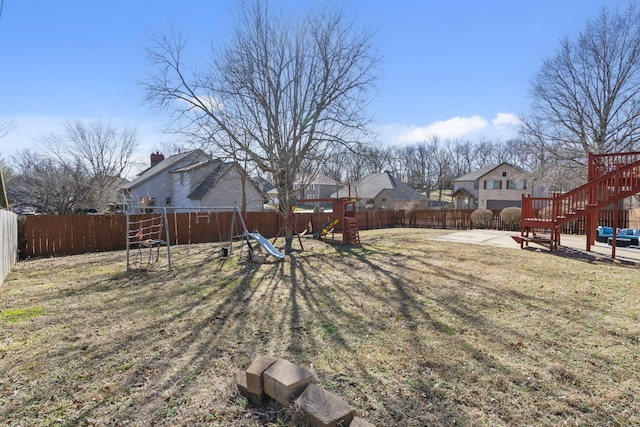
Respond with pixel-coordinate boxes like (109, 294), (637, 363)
(245, 211), (280, 237)
(1, 210), (18, 286)
(68, 215), (81, 254)
(168, 212), (192, 245)
(40, 215), (56, 256)
(17, 207), (634, 259)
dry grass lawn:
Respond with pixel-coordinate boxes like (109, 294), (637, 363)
(1, 228), (639, 426)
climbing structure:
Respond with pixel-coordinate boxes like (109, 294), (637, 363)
(126, 209), (171, 271)
(298, 197), (361, 245)
(516, 151), (640, 257)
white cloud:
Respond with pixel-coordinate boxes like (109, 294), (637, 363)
(391, 115), (488, 144)
(492, 112), (520, 129)
(379, 113), (519, 145)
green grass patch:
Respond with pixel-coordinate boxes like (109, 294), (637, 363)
(0, 306), (44, 323)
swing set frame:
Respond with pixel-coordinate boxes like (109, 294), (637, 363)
(125, 204), (250, 272)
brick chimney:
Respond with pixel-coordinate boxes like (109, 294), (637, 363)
(150, 152), (165, 167)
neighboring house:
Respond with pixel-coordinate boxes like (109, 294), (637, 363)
(265, 173), (345, 209)
(452, 163), (545, 210)
(333, 171), (430, 210)
(294, 173), (345, 210)
(253, 176), (275, 194)
(294, 173), (345, 200)
(121, 150), (266, 212)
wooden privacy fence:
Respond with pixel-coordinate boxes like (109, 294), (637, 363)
(18, 208), (630, 259)
(20, 212), (279, 259)
(1, 209), (18, 285)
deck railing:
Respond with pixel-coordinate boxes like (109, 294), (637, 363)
(523, 153), (640, 231)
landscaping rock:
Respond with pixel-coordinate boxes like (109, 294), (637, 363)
(263, 358), (314, 404)
(236, 371), (269, 406)
(350, 416), (376, 427)
(294, 383), (354, 427)
(246, 356), (278, 395)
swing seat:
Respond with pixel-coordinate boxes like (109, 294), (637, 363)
(134, 239), (166, 248)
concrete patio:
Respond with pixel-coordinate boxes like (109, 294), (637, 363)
(430, 229), (640, 265)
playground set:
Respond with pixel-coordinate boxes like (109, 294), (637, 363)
(125, 205), (286, 271)
(514, 151), (640, 259)
(272, 197), (361, 250)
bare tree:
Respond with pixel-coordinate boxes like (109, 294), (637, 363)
(429, 137), (454, 202)
(520, 3), (640, 179)
(0, 120), (15, 140)
(41, 120), (138, 210)
(450, 139), (475, 178)
(10, 150), (92, 214)
(396, 142), (436, 193)
(0, 121), (15, 209)
(144, 0), (379, 252)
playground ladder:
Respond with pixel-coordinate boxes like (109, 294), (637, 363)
(518, 151), (640, 255)
(343, 217), (361, 245)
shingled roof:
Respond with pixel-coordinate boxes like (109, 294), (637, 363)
(334, 172), (428, 201)
(454, 162), (525, 182)
(121, 149), (210, 191)
(186, 161), (236, 200)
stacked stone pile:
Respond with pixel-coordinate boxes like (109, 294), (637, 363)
(237, 356), (375, 427)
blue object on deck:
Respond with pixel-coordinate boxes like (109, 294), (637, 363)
(245, 231), (285, 259)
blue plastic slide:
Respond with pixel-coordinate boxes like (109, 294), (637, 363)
(245, 231), (286, 259)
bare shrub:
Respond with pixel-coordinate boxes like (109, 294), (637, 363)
(500, 207), (522, 231)
(471, 209), (494, 229)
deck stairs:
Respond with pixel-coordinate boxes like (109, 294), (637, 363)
(516, 152), (640, 252)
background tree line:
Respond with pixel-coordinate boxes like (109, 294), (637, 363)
(320, 137), (534, 200)
(2, 120), (138, 214)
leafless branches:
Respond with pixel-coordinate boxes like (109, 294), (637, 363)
(520, 3), (640, 185)
(143, 0), (380, 222)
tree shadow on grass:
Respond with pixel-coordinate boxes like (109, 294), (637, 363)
(3, 234), (638, 426)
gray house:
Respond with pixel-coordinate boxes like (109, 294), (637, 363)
(452, 163), (544, 210)
(333, 172), (430, 210)
(294, 173), (345, 200)
(121, 150), (266, 212)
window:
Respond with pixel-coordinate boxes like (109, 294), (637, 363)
(140, 197), (156, 213)
(140, 196), (155, 206)
(166, 196), (172, 205)
(507, 180), (526, 190)
(502, 171), (507, 177)
(484, 180), (502, 189)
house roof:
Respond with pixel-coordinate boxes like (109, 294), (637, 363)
(453, 162), (525, 182)
(121, 149), (210, 191)
(253, 176), (275, 193)
(171, 159), (218, 174)
(294, 173), (342, 186)
(451, 188), (475, 198)
(335, 172), (428, 201)
(187, 161), (235, 200)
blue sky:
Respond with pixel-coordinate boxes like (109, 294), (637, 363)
(0, 0), (631, 169)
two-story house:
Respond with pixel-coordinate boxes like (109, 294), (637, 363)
(121, 150), (266, 212)
(452, 163), (545, 210)
(294, 173), (345, 200)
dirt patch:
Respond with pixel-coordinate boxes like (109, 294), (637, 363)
(1, 228), (639, 426)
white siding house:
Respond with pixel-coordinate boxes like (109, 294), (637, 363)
(122, 150), (265, 212)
